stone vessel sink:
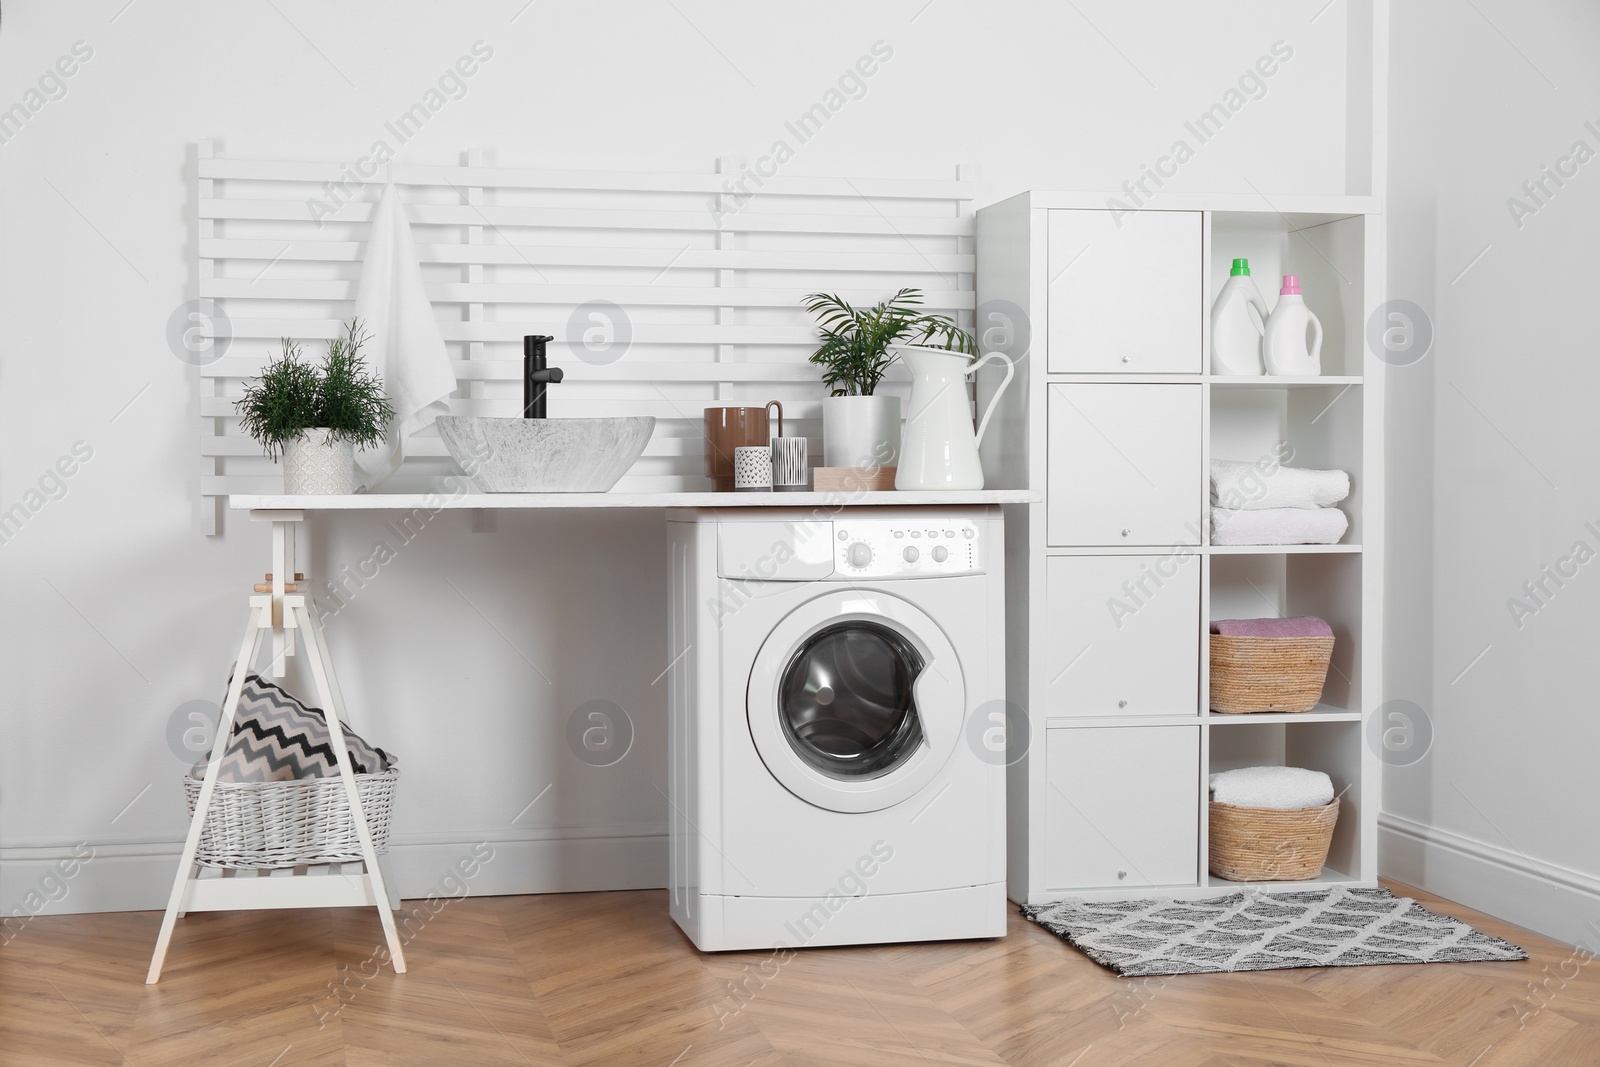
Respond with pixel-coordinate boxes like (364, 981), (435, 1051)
(436, 416), (655, 493)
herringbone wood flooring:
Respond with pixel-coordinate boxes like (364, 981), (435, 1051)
(1, 882), (1594, 1066)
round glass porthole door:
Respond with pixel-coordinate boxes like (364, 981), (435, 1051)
(778, 621), (925, 781)
(747, 592), (964, 813)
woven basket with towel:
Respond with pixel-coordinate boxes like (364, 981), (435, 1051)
(1209, 766), (1340, 882)
(186, 673), (398, 868)
(1210, 616), (1334, 714)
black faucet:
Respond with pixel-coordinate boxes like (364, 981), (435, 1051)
(523, 334), (562, 419)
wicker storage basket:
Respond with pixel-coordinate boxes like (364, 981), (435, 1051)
(1209, 633), (1334, 714)
(183, 769), (398, 869)
(1209, 796), (1339, 882)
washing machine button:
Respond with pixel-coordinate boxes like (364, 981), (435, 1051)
(932, 545), (949, 563)
(847, 542), (873, 568)
(902, 546), (919, 563)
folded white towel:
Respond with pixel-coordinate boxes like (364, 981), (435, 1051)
(1211, 506), (1348, 546)
(1210, 766), (1334, 810)
(1212, 459), (1349, 511)
(352, 182), (459, 488)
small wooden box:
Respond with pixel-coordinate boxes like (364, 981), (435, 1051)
(811, 466), (897, 493)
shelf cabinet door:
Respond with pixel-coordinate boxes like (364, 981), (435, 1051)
(1045, 726), (1199, 891)
(1047, 383), (1202, 547)
(1047, 209), (1202, 374)
(1044, 555), (1199, 717)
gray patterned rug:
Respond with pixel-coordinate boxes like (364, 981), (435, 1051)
(1022, 886), (1527, 977)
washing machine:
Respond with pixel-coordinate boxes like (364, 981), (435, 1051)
(666, 506), (1007, 951)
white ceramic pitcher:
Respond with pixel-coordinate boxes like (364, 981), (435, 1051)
(892, 345), (1015, 491)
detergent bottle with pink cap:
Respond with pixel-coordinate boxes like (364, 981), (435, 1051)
(1263, 274), (1323, 376)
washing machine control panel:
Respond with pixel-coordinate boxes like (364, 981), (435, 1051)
(833, 520), (982, 578)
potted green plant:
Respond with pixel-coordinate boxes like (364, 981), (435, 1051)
(803, 288), (975, 470)
(236, 319), (395, 494)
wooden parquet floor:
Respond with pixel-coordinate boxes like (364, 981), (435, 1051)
(1, 881), (1595, 1066)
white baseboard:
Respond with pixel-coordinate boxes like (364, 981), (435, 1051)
(1380, 811), (1600, 952)
(0, 829), (668, 924)
(387, 831), (667, 899)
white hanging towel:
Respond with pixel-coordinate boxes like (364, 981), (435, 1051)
(352, 181), (457, 487)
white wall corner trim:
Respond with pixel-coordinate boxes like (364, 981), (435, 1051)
(1380, 812), (1600, 952)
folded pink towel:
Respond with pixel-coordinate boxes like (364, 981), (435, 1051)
(1210, 616), (1332, 638)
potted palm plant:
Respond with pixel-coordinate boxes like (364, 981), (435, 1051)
(803, 288), (974, 471)
(236, 320), (394, 494)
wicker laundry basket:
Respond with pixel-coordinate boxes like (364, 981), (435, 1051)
(1209, 633), (1334, 714)
(183, 769), (398, 869)
(1209, 796), (1340, 882)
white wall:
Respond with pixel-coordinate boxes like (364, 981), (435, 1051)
(0, 0), (1359, 916)
(1382, 0), (1600, 951)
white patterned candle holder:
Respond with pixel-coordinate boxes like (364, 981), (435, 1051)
(771, 436), (808, 491)
(733, 446), (773, 491)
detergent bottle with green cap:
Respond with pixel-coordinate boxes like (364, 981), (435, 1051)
(1263, 274), (1323, 376)
(1210, 257), (1270, 375)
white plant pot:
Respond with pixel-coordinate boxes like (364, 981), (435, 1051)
(283, 432), (357, 495)
(822, 394), (901, 470)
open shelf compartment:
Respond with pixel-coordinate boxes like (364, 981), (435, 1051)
(1209, 381), (1363, 547)
(1208, 553), (1362, 715)
(1206, 719), (1365, 888)
(1207, 210), (1366, 378)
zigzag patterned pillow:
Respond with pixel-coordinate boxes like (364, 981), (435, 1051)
(193, 673), (395, 783)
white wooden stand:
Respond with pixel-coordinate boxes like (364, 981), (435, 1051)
(147, 512), (406, 983)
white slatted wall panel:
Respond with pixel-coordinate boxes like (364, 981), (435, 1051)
(194, 141), (975, 532)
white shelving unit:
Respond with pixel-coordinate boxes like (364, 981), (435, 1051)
(976, 192), (1384, 904)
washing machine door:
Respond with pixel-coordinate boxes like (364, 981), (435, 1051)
(747, 590), (965, 813)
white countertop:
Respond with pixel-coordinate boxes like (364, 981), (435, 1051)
(230, 489), (1041, 511)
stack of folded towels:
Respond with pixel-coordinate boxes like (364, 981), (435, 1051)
(1209, 765), (1335, 810)
(1210, 459), (1349, 545)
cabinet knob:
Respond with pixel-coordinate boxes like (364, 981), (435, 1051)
(1117, 870), (1128, 880)
(1118, 699), (1128, 709)
(1120, 528), (1131, 538)
(1121, 355), (1132, 364)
